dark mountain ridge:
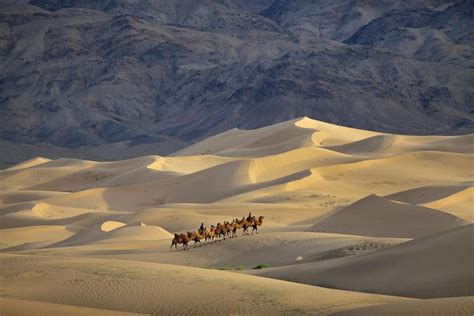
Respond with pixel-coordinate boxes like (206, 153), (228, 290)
(0, 0), (473, 168)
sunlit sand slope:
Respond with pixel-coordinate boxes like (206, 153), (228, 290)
(254, 224), (474, 298)
(311, 194), (469, 238)
(16, 232), (407, 270)
(334, 296), (474, 316)
(0, 297), (146, 316)
(0, 117), (472, 314)
(0, 254), (410, 315)
(423, 187), (474, 222)
(6, 157), (51, 170)
(385, 184), (471, 204)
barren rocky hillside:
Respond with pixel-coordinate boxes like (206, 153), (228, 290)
(0, 0), (473, 167)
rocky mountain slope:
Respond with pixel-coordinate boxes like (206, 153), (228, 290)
(0, 0), (473, 167)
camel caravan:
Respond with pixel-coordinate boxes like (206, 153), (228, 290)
(170, 213), (264, 251)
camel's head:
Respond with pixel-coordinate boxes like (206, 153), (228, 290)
(259, 216), (265, 220)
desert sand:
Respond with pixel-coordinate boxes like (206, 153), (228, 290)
(0, 117), (472, 315)
(334, 297), (474, 316)
(252, 224), (474, 298)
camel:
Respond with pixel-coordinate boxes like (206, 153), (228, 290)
(215, 223), (225, 240)
(170, 233), (190, 251)
(242, 216), (255, 236)
(217, 221), (232, 239)
(171, 214), (264, 251)
(221, 221), (231, 239)
(187, 231), (204, 247)
(197, 229), (206, 244)
(204, 225), (216, 243)
(252, 216), (264, 234)
(225, 220), (235, 238)
(231, 218), (244, 238)
(198, 230), (206, 243)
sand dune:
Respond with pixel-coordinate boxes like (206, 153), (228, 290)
(0, 225), (73, 250)
(311, 194), (469, 238)
(0, 203), (126, 232)
(335, 296), (474, 316)
(295, 117), (376, 145)
(247, 147), (359, 183)
(48, 222), (172, 248)
(1, 117), (472, 313)
(255, 224), (474, 298)
(424, 187), (474, 222)
(220, 151), (473, 208)
(174, 117), (377, 157)
(18, 232), (407, 271)
(6, 157), (51, 170)
(384, 184), (474, 221)
(100, 220), (127, 232)
(315, 151), (472, 196)
(385, 184), (471, 204)
(146, 155), (233, 174)
(0, 190), (67, 205)
(0, 163), (95, 191)
(94, 223), (173, 243)
(325, 133), (474, 157)
(173, 118), (318, 157)
(123, 202), (321, 230)
(0, 155), (232, 192)
(0, 156), (157, 192)
(0, 201), (110, 220)
(35, 159), (254, 210)
(0, 253), (411, 315)
(31, 202), (108, 219)
(42, 159), (315, 211)
(324, 134), (403, 156)
(420, 133), (474, 154)
(0, 297), (146, 316)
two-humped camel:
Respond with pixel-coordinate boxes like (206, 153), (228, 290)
(170, 215), (264, 251)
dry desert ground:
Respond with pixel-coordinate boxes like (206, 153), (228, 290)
(1, 117), (473, 315)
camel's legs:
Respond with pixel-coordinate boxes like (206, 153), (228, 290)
(170, 241), (177, 251)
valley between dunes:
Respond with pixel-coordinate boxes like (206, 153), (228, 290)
(1, 117), (473, 315)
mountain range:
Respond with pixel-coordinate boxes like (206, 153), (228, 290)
(0, 0), (473, 168)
